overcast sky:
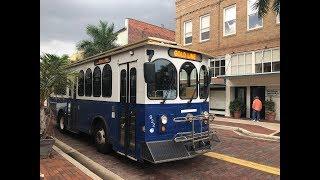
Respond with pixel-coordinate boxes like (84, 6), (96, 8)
(40, 0), (176, 56)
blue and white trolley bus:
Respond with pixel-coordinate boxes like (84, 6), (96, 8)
(49, 37), (220, 163)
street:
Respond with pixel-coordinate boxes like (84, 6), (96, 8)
(54, 127), (280, 179)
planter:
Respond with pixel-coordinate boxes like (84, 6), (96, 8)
(40, 136), (55, 158)
(266, 112), (276, 121)
(233, 111), (241, 119)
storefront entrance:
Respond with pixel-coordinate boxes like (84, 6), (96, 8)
(250, 86), (265, 119)
(235, 87), (246, 118)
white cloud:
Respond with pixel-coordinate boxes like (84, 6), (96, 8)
(40, 40), (76, 56)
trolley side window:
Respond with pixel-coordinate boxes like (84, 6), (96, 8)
(147, 58), (177, 100)
(179, 62), (198, 99)
(93, 66), (101, 97)
(78, 70), (84, 96)
(102, 64), (112, 97)
(130, 68), (137, 103)
(85, 68), (92, 97)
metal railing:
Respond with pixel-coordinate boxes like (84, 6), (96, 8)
(173, 114), (212, 148)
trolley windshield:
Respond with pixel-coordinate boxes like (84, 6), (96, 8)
(147, 58), (177, 100)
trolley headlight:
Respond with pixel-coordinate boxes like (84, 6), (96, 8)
(160, 115), (168, 124)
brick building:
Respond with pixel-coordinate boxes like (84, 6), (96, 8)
(175, 0), (280, 120)
(116, 18), (175, 46)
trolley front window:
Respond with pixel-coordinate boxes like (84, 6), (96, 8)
(147, 58), (177, 100)
(179, 62), (198, 99)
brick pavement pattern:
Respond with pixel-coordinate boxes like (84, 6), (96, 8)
(40, 150), (92, 180)
(213, 121), (276, 135)
(54, 126), (279, 180)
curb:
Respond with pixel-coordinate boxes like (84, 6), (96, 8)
(211, 124), (280, 142)
(53, 145), (102, 180)
(54, 138), (124, 180)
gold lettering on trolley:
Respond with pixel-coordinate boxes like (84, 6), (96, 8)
(168, 48), (201, 61)
(94, 57), (111, 65)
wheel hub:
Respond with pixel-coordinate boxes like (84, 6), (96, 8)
(96, 129), (106, 144)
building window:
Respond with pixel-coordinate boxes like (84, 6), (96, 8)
(102, 64), (112, 97)
(200, 14), (210, 42)
(223, 5), (236, 36)
(78, 70), (84, 96)
(210, 58), (225, 77)
(230, 52), (252, 75)
(184, 21), (192, 45)
(255, 48), (280, 73)
(93, 66), (101, 97)
(85, 68), (92, 96)
(247, 0), (263, 30)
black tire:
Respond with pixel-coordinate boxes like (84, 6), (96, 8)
(94, 121), (112, 154)
(57, 114), (67, 133)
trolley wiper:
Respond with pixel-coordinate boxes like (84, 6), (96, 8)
(161, 91), (169, 104)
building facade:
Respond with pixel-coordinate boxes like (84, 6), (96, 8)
(115, 18), (175, 46)
(175, 0), (280, 120)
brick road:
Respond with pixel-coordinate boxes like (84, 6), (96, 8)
(40, 149), (92, 180)
(54, 126), (279, 180)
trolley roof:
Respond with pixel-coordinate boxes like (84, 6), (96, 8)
(67, 37), (215, 68)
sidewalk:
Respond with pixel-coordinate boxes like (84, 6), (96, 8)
(211, 116), (280, 140)
(40, 146), (101, 180)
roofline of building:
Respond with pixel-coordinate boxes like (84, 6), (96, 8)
(125, 18), (175, 32)
(116, 27), (126, 33)
(66, 37), (214, 68)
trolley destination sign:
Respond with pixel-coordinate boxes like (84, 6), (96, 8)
(94, 56), (111, 65)
(168, 48), (202, 61)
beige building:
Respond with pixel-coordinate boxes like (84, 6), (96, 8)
(175, 0), (280, 120)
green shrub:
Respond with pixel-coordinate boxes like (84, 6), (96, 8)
(229, 98), (246, 113)
(265, 99), (275, 112)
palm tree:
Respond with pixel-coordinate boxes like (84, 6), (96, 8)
(254, 0), (280, 18)
(40, 53), (72, 106)
(40, 53), (75, 137)
(76, 20), (119, 58)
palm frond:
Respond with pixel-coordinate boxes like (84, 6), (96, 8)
(255, 0), (271, 18)
(272, 0), (280, 15)
(76, 20), (119, 58)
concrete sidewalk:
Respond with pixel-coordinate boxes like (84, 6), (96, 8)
(211, 116), (280, 141)
(214, 116), (279, 132)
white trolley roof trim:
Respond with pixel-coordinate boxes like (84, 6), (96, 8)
(67, 37), (214, 68)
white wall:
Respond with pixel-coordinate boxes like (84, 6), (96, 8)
(225, 74), (280, 120)
(115, 30), (128, 46)
(115, 18), (129, 46)
(266, 85), (280, 120)
(210, 90), (226, 110)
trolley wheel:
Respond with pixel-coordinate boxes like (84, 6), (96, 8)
(57, 115), (67, 133)
(94, 122), (112, 154)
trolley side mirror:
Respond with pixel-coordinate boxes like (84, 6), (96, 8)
(144, 62), (155, 84)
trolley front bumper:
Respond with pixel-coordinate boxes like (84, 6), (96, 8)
(141, 131), (220, 163)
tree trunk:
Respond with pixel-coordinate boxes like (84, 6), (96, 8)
(40, 107), (46, 135)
